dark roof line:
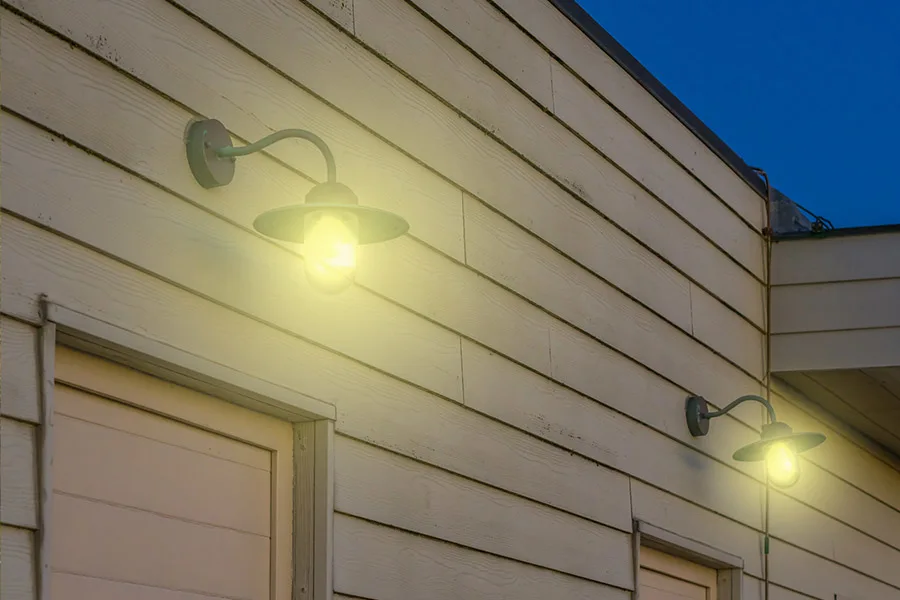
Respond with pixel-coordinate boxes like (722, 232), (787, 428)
(773, 223), (900, 241)
(548, 0), (767, 198)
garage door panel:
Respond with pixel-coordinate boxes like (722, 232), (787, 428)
(55, 384), (271, 471)
(54, 412), (272, 536)
(639, 547), (716, 600)
(55, 347), (295, 453)
(53, 572), (232, 600)
(53, 493), (270, 599)
(641, 569), (707, 599)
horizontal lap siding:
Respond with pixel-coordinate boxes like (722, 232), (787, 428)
(0, 319), (41, 423)
(0, 318), (41, 600)
(2, 1), (899, 600)
(772, 231), (900, 285)
(0, 526), (37, 600)
(772, 279), (900, 333)
(771, 232), (900, 371)
(0, 419), (39, 530)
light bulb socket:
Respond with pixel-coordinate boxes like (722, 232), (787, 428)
(305, 181), (359, 206)
(761, 421), (793, 440)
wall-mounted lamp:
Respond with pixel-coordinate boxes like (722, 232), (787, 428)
(686, 395), (825, 487)
(185, 119), (409, 293)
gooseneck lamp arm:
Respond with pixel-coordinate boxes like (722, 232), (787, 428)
(685, 394), (779, 437)
(704, 394), (777, 423)
(185, 118), (340, 189)
(215, 129), (337, 183)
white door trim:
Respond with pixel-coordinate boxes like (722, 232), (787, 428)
(634, 519), (744, 600)
(35, 297), (335, 600)
(42, 298), (336, 422)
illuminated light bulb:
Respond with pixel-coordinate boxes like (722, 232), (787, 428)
(303, 210), (359, 294)
(765, 442), (800, 487)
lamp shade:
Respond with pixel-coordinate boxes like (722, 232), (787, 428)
(252, 182), (409, 244)
(732, 421), (826, 462)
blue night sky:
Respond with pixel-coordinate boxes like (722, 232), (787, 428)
(577, 0), (900, 228)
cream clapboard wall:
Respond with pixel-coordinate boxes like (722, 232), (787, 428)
(771, 231), (900, 371)
(1, 317), (40, 600)
(1, 0), (900, 599)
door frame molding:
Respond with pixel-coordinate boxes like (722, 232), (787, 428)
(43, 300), (335, 422)
(634, 519), (744, 600)
(36, 297), (335, 600)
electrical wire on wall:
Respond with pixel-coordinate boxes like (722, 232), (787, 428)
(749, 166), (774, 600)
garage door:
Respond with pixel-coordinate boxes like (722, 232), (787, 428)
(50, 347), (295, 600)
(640, 546), (718, 600)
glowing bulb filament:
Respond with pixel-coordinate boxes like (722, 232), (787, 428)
(765, 442), (800, 487)
(303, 210), (359, 294)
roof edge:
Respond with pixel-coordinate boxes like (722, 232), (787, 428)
(773, 223), (900, 241)
(547, 0), (767, 198)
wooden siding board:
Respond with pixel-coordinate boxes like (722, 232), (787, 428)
(0, 216), (632, 532)
(689, 283), (765, 379)
(772, 232), (900, 285)
(403, 0), (555, 108)
(307, 0), (355, 33)
(864, 367), (900, 399)
(464, 195), (764, 384)
(0, 418), (38, 529)
(333, 514), (633, 599)
(489, 0), (765, 229)
(333, 435), (632, 587)
(772, 279), (900, 333)
(0, 526), (37, 600)
(772, 328), (900, 372)
(0, 318), (41, 423)
(353, 0), (765, 317)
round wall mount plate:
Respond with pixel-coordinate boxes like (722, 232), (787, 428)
(685, 395), (710, 436)
(185, 118), (235, 188)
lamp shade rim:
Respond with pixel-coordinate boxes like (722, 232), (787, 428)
(253, 203), (410, 244)
(732, 431), (826, 462)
